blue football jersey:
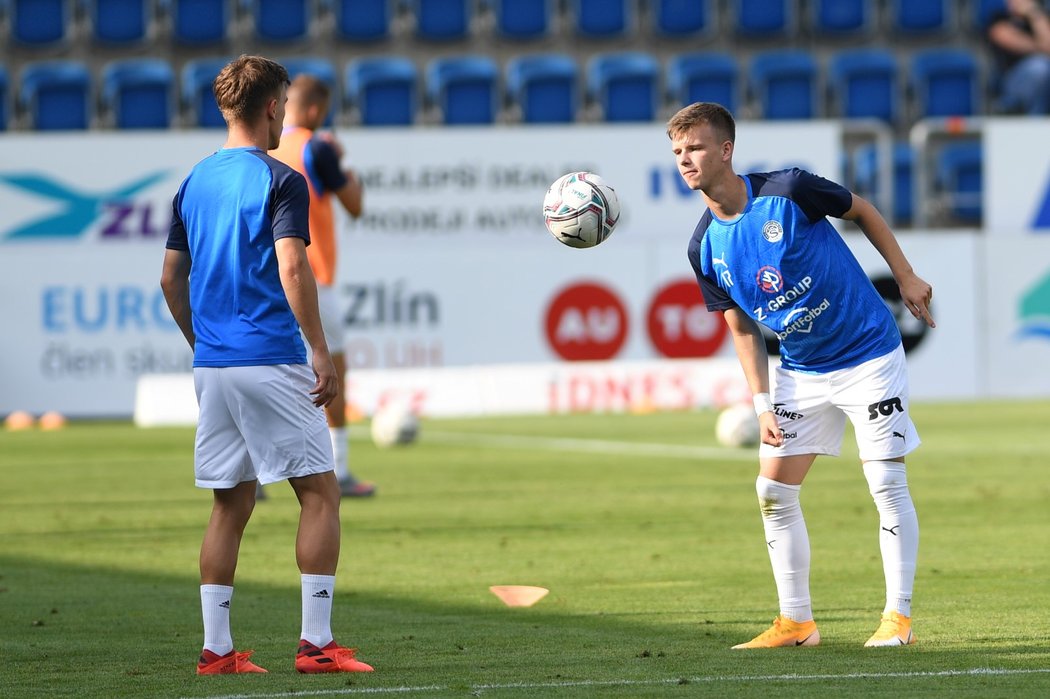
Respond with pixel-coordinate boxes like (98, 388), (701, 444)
(688, 168), (900, 373)
(167, 147), (311, 367)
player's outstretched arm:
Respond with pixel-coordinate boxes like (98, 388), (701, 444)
(275, 236), (338, 407)
(841, 194), (936, 328)
(724, 307), (783, 447)
(160, 248), (196, 349)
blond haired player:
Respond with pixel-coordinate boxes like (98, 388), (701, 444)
(269, 74), (373, 498)
(162, 55), (373, 675)
(668, 102), (935, 649)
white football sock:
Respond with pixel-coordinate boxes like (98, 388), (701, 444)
(330, 427), (352, 483)
(200, 584), (234, 655)
(755, 476), (813, 622)
(301, 574), (336, 648)
(863, 461), (918, 617)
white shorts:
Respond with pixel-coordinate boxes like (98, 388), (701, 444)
(316, 284), (346, 355)
(759, 344), (921, 462)
(193, 364), (334, 489)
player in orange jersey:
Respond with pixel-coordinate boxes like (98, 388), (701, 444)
(269, 74), (374, 498)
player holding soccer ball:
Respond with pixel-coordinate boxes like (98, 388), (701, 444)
(161, 55), (373, 675)
(667, 103), (935, 649)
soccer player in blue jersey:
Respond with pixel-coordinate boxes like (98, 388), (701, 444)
(160, 55), (373, 675)
(667, 102), (935, 649)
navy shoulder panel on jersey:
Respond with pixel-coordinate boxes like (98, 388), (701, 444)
(747, 168), (852, 222)
(686, 209), (735, 312)
(248, 150), (311, 245)
(305, 137), (349, 193)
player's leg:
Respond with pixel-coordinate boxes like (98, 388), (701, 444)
(732, 454), (819, 649)
(288, 470), (373, 672)
(317, 285), (375, 498)
(837, 345), (920, 646)
(733, 366), (844, 649)
(193, 367), (267, 674)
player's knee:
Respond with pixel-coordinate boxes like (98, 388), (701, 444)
(862, 460), (908, 496)
(755, 476), (801, 518)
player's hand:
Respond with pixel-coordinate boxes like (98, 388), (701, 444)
(310, 349), (339, 408)
(898, 272), (936, 328)
(758, 412), (784, 447)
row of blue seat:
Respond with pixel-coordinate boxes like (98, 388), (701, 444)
(2, 0), (1008, 47)
(853, 140), (983, 224)
(0, 47), (986, 130)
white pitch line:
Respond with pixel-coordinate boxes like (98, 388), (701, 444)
(408, 429), (758, 462)
(186, 667), (1050, 699)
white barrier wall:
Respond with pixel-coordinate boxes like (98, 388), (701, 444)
(2, 123), (1048, 417)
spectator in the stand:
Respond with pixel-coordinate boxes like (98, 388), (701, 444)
(986, 0), (1050, 114)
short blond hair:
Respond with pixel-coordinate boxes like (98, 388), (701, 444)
(213, 55), (289, 125)
(666, 102), (736, 143)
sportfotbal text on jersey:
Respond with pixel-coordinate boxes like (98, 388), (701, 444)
(775, 298), (831, 339)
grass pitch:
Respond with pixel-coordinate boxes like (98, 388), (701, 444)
(1, 401), (1049, 698)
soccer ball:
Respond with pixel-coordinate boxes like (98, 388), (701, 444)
(542, 171), (621, 248)
(715, 404), (760, 448)
(370, 401), (419, 448)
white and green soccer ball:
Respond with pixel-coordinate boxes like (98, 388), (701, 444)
(370, 401), (419, 448)
(542, 171), (621, 248)
(715, 404), (760, 448)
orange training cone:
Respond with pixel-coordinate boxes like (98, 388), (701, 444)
(489, 585), (549, 608)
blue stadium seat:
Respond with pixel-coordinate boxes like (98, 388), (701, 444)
(102, 59), (175, 129)
(828, 48), (899, 123)
(413, 0), (471, 41)
(20, 61), (92, 130)
(90, 0), (151, 43)
(11, 0), (71, 45)
(171, 0), (231, 44)
(910, 48), (979, 117)
(936, 141), (982, 222)
(280, 57), (338, 125)
(0, 66), (8, 130)
(811, 0), (872, 36)
(749, 50), (818, 120)
(572, 0), (631, 39)
(182, 58), (229, 127)
(888, 0), (950, 35)
(506, 53), (577, 123)
(346, 56), (417, 125)
(732, 0), (795, 38)
(334, 0), (392, 41)
(975, 0), (1005, 30)
(250, 0), (311, 42)
(427, 55), (499, 124)
(652, 0), (712, 38)
(666, 52), (739, 113)
(588, 52), (660, 122)
(492, 0), (552, 40)
(853, 142), (914, 225)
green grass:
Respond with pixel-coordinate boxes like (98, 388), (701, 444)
(2, 402), (1049, 698)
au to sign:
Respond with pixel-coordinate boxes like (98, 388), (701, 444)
(545, 282), (628, 361)
(544, 279), (728, 361)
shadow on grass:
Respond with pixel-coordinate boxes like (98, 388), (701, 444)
(2, 556), (1050, 699)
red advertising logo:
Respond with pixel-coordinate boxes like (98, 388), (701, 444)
(646, 280), (727, 357)
(545, 281), (628, 360)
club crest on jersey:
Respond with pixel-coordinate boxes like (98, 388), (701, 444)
(756, 266), (783, 293)
(762, 220), (784, 243)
